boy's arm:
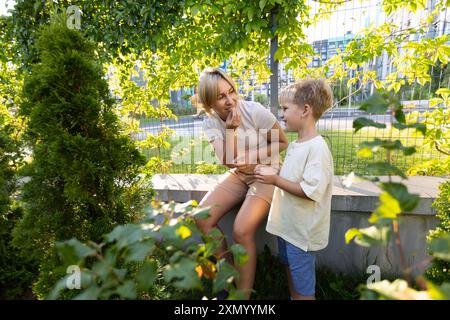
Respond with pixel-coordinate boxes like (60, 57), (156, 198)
(254, 174), (313, 201)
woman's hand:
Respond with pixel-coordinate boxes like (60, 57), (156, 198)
(254, 165), (279, 185)
(254, 174), (279, 185)
(225, 106), (241, 129)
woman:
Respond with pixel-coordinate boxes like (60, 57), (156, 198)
(195, 68), (288, 299)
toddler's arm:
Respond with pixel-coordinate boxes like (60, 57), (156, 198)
(254, 166), (312, 200)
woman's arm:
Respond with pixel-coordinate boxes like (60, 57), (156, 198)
(244, 121), (289, 164)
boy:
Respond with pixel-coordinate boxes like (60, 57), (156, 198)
(254, 78), (334, 300)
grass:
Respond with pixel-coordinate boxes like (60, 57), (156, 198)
(138, 126), (443, 175)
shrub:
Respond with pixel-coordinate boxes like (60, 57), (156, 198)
(12, 16), (149, 298)
(425, 180), (450, 284)
(49, 201), (247, 300)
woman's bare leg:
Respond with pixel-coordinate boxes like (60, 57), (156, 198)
(196, 173), (246, 263)
(232, 196), (270, 299)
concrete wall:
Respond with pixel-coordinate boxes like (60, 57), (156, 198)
(152, 174), (444, 277)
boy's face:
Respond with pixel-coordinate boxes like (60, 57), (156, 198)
(280, 100), (306, 132)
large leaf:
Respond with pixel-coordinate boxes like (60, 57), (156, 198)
(136, 260), (158, 291)
(353, 117), (386, 132)
(55, 238), (96, 265)
(345, 226), (391, 247)
(359, 93), (389, 114)
(369, 192), (402, 224)
(125, 239), (155, 263)
(106, 224), (150, 249)
(367, 162), (407, 179)
(380, 182), (420, 212)
(429, 234), (450, 261)
(359, 139), (416, 155)
(392, 123), (426, 135)
(163, 257), (202, 290)
(230, 244), (248, 267)
(213, 259), (238, 294)
(115, 280), (137, 299)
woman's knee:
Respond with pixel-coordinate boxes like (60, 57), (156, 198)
(194, 216), (214, 234)
(232, 225), (255, 244)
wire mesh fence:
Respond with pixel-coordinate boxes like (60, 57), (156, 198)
(134, 103), (447, 176)
(131, 0), (449, 176)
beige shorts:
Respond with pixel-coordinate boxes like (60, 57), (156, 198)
(210, 169), (275, 204)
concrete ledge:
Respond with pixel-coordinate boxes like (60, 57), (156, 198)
(152, 174), (444, 215)
(152, 174), (445, 276)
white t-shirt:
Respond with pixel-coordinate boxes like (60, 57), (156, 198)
(202, 100), (279, 169)
(266, 135), (333, 252)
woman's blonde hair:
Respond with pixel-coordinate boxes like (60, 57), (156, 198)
(197, 68), (238, 114)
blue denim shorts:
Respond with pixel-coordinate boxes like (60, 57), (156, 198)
(278, 237), (316, 296)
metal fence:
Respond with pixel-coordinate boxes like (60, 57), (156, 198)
(132, 0), (449, 176)
(134, 103), (447, 176)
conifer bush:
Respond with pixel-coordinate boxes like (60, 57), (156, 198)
(12, 16), (150, 297)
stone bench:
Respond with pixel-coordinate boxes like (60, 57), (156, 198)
(152, 174), (445, 277)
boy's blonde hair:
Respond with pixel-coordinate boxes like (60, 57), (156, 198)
(279, 78), (333, 120)
(197, 68), (238, 115)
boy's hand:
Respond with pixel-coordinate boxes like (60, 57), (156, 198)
(225, 106), (241, 129)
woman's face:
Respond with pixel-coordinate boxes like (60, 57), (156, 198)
(212, 77), (238, 119)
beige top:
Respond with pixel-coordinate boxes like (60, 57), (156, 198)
(266, 136), (333, 252)
(202, 100), (279, 171)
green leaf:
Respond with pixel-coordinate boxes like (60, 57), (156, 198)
(380, 182), (419, 212)
(427, 282), (450, 300)
(207, 227), (224, 240)
(125, 239), (155, 262)
(47, 275), (71, 300)
(259, 0), (268, 10)
(345, 225), (391, 247)
(353, 117), (386, 132)
(74, 285), (102, 300)
(230, 244), (248, 267)
(359, 93), (388, 114)
(367, 162), (407, 179)
(394, 109), (406, 124)
(115, 280), (137, 299)
(392, 123), (426, 135)
(213, 259), (238, 294)
(106, 224), (149, 249)
(429, 234), (450, 261)
(136, 260), (158, 291)
(345, 228), (361, 244)
(429, 98), (444, 108)
(56, 239), (96, 265)
(369, 192), (401, 224)
(163, 257), (202, 290)
(360, 139), (416, 155)
(436, 88), (450, 96)
(192, 206), (211, 220)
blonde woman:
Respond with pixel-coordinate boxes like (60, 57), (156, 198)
(195, 68), (288, 299)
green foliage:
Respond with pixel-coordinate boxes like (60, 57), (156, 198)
(11, 17), (150, 298)
(425, 181), (450, 284)
(254, 93), (269, 108)
(346, 89), (450, 300)
(0, 17), (34, 298)
(49, 201), (247, 300)
(252, 245), (289, 300)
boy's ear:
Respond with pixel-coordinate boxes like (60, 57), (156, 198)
(303, 104), (312, 117)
